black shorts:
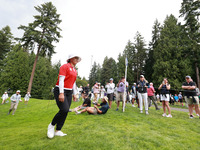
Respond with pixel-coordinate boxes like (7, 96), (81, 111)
(107, 93), (114, 101)
(179, 98), (183, 102)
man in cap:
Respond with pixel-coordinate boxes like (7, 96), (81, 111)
(182, 75), (200, 119)
(76, 96), (109, 115)
(105, 78), (115, 108)
(8, 90), (22, 115)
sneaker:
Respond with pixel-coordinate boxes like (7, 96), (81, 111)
(140, 110), (143, 113)
(156, 108), (160, 110)
(145, 111), (149, 115)
(75, 111), (81, 115)
(132, 105), (135, 107)
(116, 108), (119, 111)
(166, 114), (172, 118)
(196, 114), (199, 117)
(69, 109), (72, 112)
(189, 115), (194, 119)
(55, 131), (67, 137)
(162, 113), (166, 117)
(47, 123), (55, 138)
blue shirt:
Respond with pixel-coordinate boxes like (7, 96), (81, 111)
(99, 102), (109, 114)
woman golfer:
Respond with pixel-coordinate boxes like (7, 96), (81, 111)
(47, 54), (81, 138)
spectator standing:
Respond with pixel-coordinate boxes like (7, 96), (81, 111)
(24, 92), (31, 105)
(174, 94), (179, 105)
(147, 83), (160, 110)
(182, 75), (200, 119)
(137, 75), (149, 114)
(100, 86), (106, 99)
(105, 78), (115, 108)
(47, 54), (81, 138)
(178, 92), (183, 106)
(78, 86), (83, 100)
(116, 77), (127, 111)
(131, 83), (137, 107)
(93, 82), (99, 104)
(158, 78), (172, 118)
(169, 94), (175, 105)
(156, 94), (160, 104)
(1, 92), (9, 104)
(8, 90), (22, 115)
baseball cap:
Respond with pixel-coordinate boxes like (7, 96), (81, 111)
(67, 54), (81, 62)
(140, 75), (144, 78)
(110, 78), (113, 81)
(16, 90), (20, 93)
(185, 75), (191, 79)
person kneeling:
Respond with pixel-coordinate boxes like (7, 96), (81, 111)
(76, 96), (109, 115)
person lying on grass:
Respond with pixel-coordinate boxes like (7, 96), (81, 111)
(69, 93), (91, 112)
(76, 96), (109, 115)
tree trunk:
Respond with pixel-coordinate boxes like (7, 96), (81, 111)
(195, 62), (200, 89)
(27, 45), (41, 93)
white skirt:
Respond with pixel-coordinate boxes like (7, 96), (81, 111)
(160, 94), (170, 101)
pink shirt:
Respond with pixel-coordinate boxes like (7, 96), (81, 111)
(93, 84), (99, 94)
(147, 86), (155, 96)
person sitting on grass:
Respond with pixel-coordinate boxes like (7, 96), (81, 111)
(76, 96), (109, 115)
(69, 93), (91, 112)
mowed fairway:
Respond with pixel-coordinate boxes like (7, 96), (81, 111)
(1, 99), (200, 150)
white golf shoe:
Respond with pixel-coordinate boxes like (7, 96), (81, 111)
(55, 131), (67, 136)
(47, 123), (55, 139)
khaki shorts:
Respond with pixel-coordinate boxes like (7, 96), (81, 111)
(185, 96), (199, 105)
(88, 107), (98, 115)
(116, 92), (126, 102)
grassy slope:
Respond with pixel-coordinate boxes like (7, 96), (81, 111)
(0, 99), (200, 150)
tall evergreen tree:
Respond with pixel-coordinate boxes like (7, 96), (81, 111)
(180, 0), (200, 88)
(89, 62), (101, 88)
(100, 56), (117, 85)
(122, 40), (136, 84)
(0, 26), (13, 65)
(133, 32), (147, 81)
(153, 15), (192, 89)
(18, 2), (62, 93)
(144, 19), (161, 82)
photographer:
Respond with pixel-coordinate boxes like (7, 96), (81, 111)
(158, 78), (172, 118)
(137, 75), (149, 115)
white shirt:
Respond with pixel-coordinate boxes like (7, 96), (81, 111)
(105, 83), (115, 94)
(2, 93), (8, 100)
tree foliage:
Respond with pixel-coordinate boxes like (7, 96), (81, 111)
(18, 2), (62, 93)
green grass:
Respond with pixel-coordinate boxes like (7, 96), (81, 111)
(1, 99), (200, 150)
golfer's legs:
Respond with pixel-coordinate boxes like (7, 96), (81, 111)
(52, 87), (73, 130)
